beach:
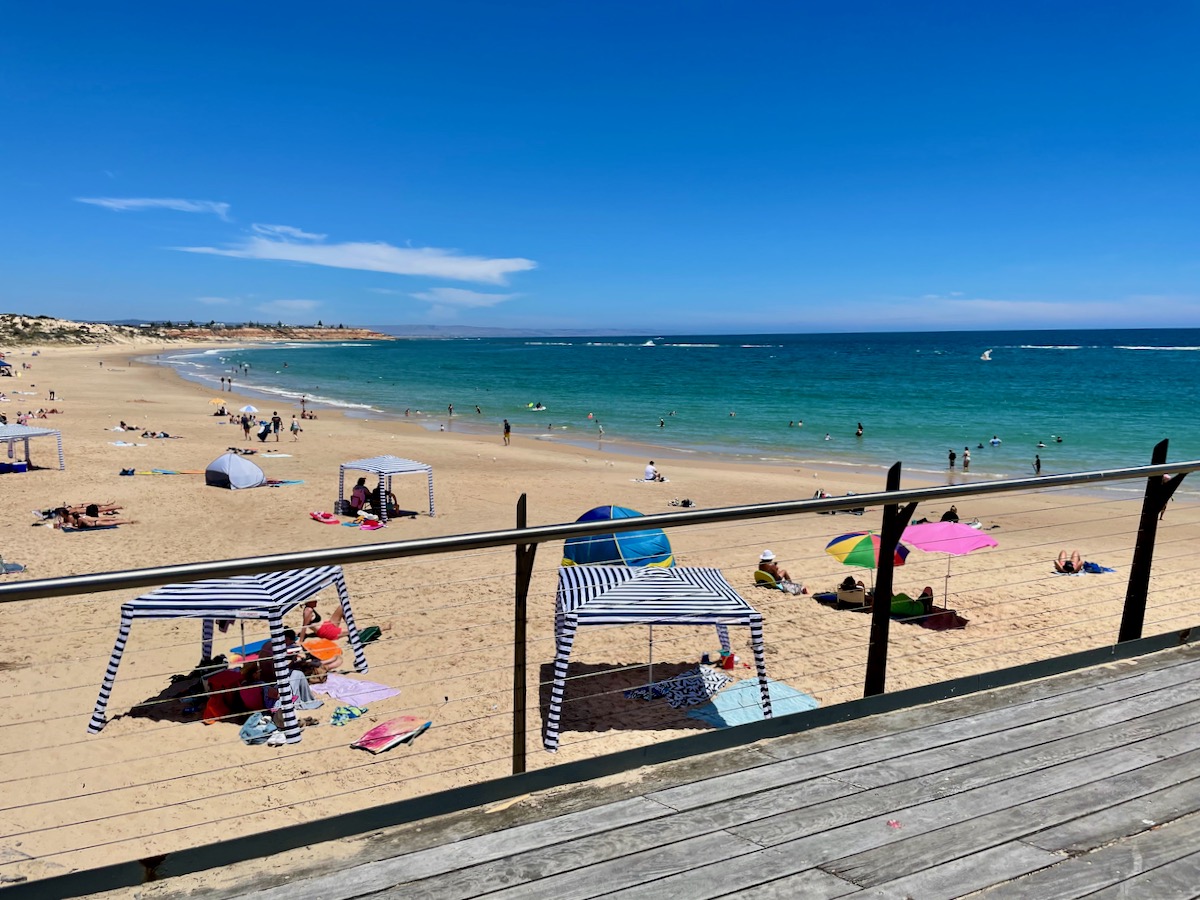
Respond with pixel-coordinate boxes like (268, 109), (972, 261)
(1, 343), (1197, 884)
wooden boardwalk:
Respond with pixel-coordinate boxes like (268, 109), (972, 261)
(175, 644), (1200, 899)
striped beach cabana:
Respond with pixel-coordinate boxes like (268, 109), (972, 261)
(0, 423), (65, 470)
(338, 455), (435, 524)
(89, 566), (368, 745)
(545, 565), (772, 751)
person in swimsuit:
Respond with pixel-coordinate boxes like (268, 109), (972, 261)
(1055, 550), (1083, 574)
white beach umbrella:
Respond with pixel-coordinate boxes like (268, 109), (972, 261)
(239, 405), (259, 414)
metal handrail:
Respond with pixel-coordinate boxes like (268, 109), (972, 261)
(2, 459), (1197, 604)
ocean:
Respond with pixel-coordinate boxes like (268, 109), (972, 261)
(159, 328), (1200, 492)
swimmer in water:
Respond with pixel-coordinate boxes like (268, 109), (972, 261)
(825, 433), (832, 441)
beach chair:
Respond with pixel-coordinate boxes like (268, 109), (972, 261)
(754, 569), (783, 590)
(836, 587), (869, 609)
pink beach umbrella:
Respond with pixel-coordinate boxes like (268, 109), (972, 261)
(901, 521), (998, 603)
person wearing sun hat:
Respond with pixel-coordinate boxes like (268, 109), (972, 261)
(757, 549), (791, 582)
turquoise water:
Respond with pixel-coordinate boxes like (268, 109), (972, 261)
(162, 329), (1200, 486)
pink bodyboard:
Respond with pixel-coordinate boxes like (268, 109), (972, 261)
(351, 716), (431, 754)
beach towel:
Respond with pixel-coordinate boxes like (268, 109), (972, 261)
(109, 441), (147, 447)
(687, 678), (818, 728)
(1083, 561), (1117, 574)
(238, 712), (277, 745)
(59, 524), (120, 532)
(266, 479), (304, 487)
(313, 674), (400, 707)
(624, 666), (733, 708)
(330, 705), (369, 726)
(261, 453), (293, 458)
(352, 717), (431, 754)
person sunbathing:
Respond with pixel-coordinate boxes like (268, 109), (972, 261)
(301, 600), (392, 641)
(1055, 549), (1083, 574)
(55, 509), (137, 529)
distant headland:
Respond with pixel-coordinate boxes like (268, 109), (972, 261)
(0, 314), (392, 346)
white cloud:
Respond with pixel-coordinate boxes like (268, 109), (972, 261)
(410, 287), (518, 308)
(251, 223), (325, 241)
(76, 197), (231, 219)
(177, 234), (536, 285)
(196, 296), (231, 305)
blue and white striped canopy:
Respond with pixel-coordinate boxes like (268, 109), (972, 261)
(545, 565), (772, 751)
(338, 455), (435, 521)
(556, 565), (760, 625)
(124, 566), (344, 619)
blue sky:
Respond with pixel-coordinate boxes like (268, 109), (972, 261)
(3, 3), (1198, 333)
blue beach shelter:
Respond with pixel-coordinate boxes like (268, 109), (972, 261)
(562, 505), (674, 568)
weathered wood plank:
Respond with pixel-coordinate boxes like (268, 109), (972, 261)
(973, 811), (1200, 899)
(851, 840), (1065, 900)
(1083, 848), (1200, 900)
(828, 745), (1200, 887)
(714, 867), (861, 900)
(650, 657), (1200, 811)
(759, 648), (1200, 762)
(424, 831), (762, 900)
(1027, 775), (1200, 853)
(238, 797), (673, 900)
(727, 711), (1193, 850)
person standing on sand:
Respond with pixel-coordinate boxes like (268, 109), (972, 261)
(502, 419), (511, 445)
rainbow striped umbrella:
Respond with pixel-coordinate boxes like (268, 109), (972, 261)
(825, 531), (910, 570)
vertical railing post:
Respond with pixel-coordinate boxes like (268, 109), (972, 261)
(512, 494), (537, 774)
(1119, 441), (1186, 643)
(864, 463), (918, 697)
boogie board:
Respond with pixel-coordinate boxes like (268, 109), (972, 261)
(351, 716), (431, 754)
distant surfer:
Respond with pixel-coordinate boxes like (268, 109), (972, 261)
(659, 418), (665, 428)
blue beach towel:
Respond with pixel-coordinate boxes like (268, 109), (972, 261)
(686, 678), (818, 728)
(1083, 561), (1116, 574)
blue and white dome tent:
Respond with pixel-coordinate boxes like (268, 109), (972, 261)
(561, 505), (674, 568)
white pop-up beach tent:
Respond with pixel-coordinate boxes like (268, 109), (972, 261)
(545, 565), (772, 751)
(0, 423), (65, 470)
(89, 566), (368, 744)
(205, 452), (266, 490)
(338, 455), (435, 524)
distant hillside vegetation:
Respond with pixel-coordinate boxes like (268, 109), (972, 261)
(0, 314), (391, 346)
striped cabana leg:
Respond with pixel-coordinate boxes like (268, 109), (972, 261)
(335, 571), (368, 673)
(715, 624), (731, 653)
(90, 610), (134, 733)
(267, 615), (301, 743)
(544, 614), (578, 752)
(427, 469), (435, 516)
(750, 615), (771, 719)
(200, 618), (214, 666)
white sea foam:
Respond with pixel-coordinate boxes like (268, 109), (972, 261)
(1020, 344), (1082, 350)
(1115, 345), (1200, 352)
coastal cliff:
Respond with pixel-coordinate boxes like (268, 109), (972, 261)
(0, 314), (392, 346)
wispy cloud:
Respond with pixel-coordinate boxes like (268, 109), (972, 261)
(251, 223), (325, 241)
(76, 197), (231, 219)
(409, 287), (518, 308)
(196, 296), (231, 305)
(177, 233), (536, 285)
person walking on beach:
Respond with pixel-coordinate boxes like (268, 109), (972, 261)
(1034, 454), (1042, 475)
(271, 412), (282, 441)
(502, 419), (511, 445)
(948, 448), (957, 469)
(241, 414), (251, 441)
(290, 415), (301, 441)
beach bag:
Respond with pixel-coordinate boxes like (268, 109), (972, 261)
(238, 711), (277, 745)
(359, 625), (382, 644)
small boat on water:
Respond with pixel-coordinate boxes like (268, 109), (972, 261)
(981, 349), (993, 361)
